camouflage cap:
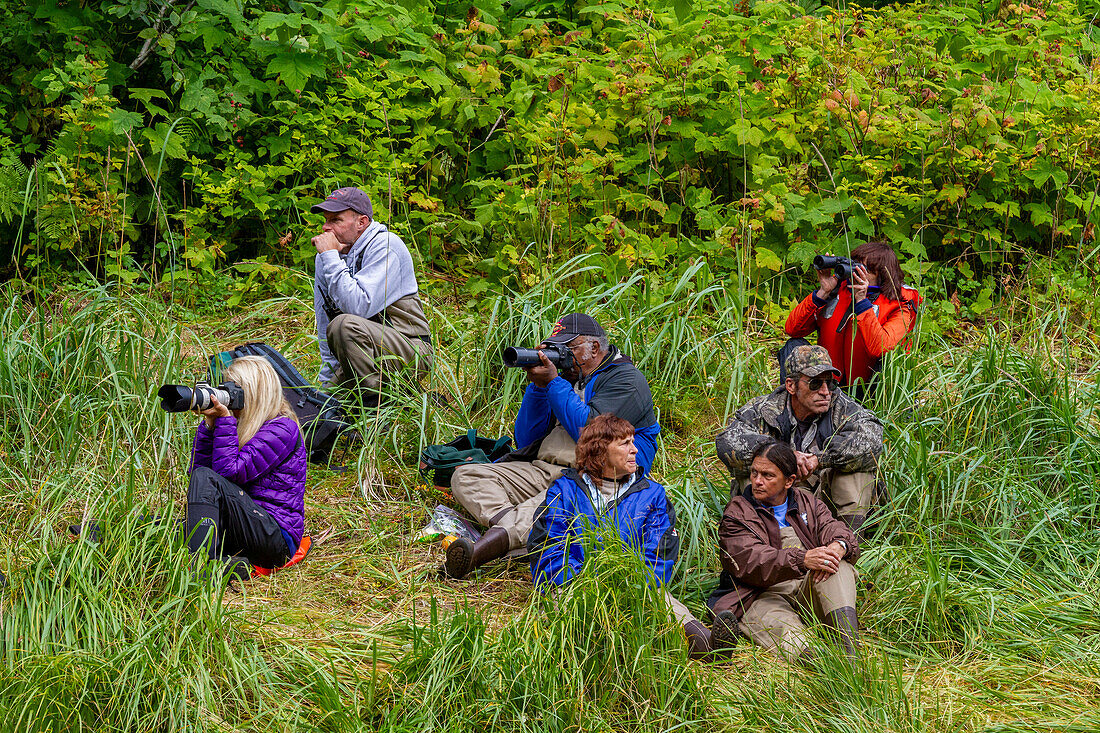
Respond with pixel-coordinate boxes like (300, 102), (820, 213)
(784, 344), (841, 380)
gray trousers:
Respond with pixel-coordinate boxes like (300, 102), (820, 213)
(327, 313), (433, 392)
(451, 460), (565, 550)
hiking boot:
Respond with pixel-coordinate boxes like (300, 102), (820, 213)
(683, 620), (714, 660)
(824, 605), (860, 659)
(69, 521), (104, 544)
(223, 556), (253, 583)
(711, 610), (742, 652)
(443, 526), (509, 579)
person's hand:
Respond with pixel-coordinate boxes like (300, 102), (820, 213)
(794, 451), (819, 478)
(850, 264), (870, 303)
(816, 257), (840, 299)
(803, 544), (843, 581)
(312, 231), (343, 254)
(196, 395), (230, 429)
(525, 350), (558, 388)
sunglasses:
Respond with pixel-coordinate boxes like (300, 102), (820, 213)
(802, 376), (839, 392)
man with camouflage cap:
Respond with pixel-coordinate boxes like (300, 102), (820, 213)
(310, 186), (433, 403)
(716, 344), (883, 535)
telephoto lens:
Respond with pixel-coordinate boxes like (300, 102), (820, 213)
(502, 345), (575, 371)
(157, 382), (245, 412)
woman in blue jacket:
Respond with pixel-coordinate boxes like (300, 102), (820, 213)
(527, 414), (711, 657)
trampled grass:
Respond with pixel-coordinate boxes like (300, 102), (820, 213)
(1, 269), (1099, 732)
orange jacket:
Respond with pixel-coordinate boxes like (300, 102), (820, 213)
(784, 283), (919, 386)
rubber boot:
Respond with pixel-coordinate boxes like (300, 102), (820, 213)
(710, 610), (742, 652)
(224, 556), (253, 582)
(443, 526), (510, 579)
(69, 521), (104, 544)
(838, 514), (867, 544)
(683, 620), (713, 660)
(824, 606), (860, 659)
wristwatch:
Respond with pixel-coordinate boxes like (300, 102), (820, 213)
(836, 539), (849, 556)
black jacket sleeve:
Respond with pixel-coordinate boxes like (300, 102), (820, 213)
(587, 364), (657, 428)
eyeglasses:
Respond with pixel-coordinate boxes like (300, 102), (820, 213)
(565, 338), (589, 353)
(802, 376), (839, 392)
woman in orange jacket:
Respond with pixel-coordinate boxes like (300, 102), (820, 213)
(783, 241), (920, 399)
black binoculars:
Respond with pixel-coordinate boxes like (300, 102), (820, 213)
(813, 254), (854, 282)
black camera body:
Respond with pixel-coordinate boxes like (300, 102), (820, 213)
(813, 254), (854, 282)
(158, 382), (245, 413)
(502, 345), (576, 371)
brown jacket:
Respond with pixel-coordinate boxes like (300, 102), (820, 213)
(708, 487), (859, 619)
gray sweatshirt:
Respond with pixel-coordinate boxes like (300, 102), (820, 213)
(313, 220), (420, 383)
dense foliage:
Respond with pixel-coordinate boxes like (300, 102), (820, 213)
(4, 0), (1100, 327)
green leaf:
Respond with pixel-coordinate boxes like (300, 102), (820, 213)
(108, 109), (144, 134)
(938, 182), (967, 204)
(586, 127), (618, 150)
(1023, 203), (1054, 227)
(266, 51), (325, 91)
(755, 246), (783, 271)
(1024, 158), (1068, 188)
(848, 214), (874, 236)
(129, 88), (170, 103)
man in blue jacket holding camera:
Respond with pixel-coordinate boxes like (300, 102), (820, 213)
(445, 313), (662, 579)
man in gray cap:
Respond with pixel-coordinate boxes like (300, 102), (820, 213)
(715, 344), (883, 536)
(310, 186), (433, 403)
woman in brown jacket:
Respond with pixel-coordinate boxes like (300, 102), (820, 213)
(708, 440), (861, 662)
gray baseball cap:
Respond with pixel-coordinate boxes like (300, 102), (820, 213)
(310, 187), (373, 217)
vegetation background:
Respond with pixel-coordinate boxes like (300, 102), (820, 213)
(3, 0), (1100, 730)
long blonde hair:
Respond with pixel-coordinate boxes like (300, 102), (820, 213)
(224, 356), (298, 445)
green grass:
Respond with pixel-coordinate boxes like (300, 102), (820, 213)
(2, 265), (1100, 732)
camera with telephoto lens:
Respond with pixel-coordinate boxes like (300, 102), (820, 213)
(502, 345), (576, 371)
(157, 382), (245, 412)
(812, 254), (854, 282)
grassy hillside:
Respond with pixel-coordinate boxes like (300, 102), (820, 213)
(1, 262), (1099, 731)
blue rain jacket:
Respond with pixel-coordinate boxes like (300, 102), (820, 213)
(528, 469), (680, 589)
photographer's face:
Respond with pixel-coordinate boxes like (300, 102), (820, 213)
(602, 434), (638, 479)
(852, 258), (879, 286)
(785, 373), (835, 418)
(567, 336), (605, 377)
(321, 209), (370, 247)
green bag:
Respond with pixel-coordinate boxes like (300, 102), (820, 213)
(419, 430), (513, 488)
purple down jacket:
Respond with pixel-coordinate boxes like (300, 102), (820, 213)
(190, 416), (307, 547)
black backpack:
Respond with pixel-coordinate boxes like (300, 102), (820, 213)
(211, 343), (351, 464)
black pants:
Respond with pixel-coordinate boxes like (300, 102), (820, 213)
(186, 466), (291, 570)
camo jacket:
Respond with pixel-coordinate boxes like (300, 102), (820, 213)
(715, 387), (883, 481)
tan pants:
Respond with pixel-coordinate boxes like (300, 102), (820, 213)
(738, 470), (876, 517)
(814, 470), (876, 517)
(327, 313), (433, 392)
(664, 591), (700, 626)
(451, 460), (565, 549)
(738, 526), (857, 661)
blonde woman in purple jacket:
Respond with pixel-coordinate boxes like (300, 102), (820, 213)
(189, 356), (307, 579)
